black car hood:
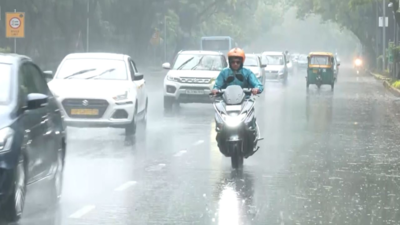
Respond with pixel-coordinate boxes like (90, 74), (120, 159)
(0, 106), (13, 129)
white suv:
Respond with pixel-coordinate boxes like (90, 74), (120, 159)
(162, 51), (227, 110)
(48, 53), (148, 136)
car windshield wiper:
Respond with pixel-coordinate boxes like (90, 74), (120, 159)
(177, 57), (194, 70)
(191, 56), (205, 70)
(85, 68), (116, 79)
(64, 69), (96, 79)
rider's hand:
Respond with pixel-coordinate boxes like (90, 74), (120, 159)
(252, 88), (259, 95)
(211, 89), (219, 95)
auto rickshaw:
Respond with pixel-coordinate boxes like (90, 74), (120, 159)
(306, 52), (337, 90)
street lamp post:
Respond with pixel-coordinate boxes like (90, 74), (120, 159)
(87, 1), (90, 52)
(384, 0), (387, 71)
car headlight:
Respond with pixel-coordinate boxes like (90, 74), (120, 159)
(221, 113), (247, 127)
(167, 75), (179, 81)
(0, 127), (14, 153)
(113, 91), (128, 101)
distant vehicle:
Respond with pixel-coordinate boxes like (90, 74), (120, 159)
(48, 53), (148, 136)
(162, 50), (228, 110)
(261, 51), (289, 82)
(297, 54), (308, 69)
(200, 36), (236, 54)
(0, 54), (66, 222)
(306, 52), (337, 89)
(244, 54), (266, 85)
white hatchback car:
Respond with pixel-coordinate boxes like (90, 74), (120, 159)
(162, 51), (227, 110)
(48, 53), (147, 136)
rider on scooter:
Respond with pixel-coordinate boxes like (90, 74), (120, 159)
(211, 48), (264, 154)
(211, 48), (264, 95)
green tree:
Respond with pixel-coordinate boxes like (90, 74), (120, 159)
(0, 0), (282, 69)
(291, 0), (378, 67)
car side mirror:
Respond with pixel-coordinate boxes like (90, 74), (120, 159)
(162, 62), (171, 70)
(26, 93), (48, 110)
(261, 64), (267, 68)
(337, 63), (341, 66)
(134, 73), (144, 81)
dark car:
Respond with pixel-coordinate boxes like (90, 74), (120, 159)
(0, 54), (66, 222)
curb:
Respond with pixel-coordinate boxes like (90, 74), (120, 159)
(367, 71), (400, 97)
(383, 80), (400, 97)
(368, 71), (391, 81)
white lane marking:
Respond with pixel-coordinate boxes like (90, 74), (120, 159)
(193, 140), (204, 145)
(174, 150), (187, 157)
(114, 181), (137, 191)
(69, 205), (96, 218)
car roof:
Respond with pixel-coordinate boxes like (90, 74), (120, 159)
(0, 53), (31, 64)
(179, 50), (224, 55)
(63, 53), (128, 60)
(246, 54), (259, 58)
(309, 52), (334, 57)
(262, 51), (284, 56)
(246, 53), (258, 57)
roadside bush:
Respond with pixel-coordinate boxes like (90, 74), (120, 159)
(0, 47), (11, 53)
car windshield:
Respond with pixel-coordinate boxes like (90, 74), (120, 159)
(262, 55), (284, 65)
(173, 54), (224, 71)
(244, 57), (259, 67)
(311, 56), (330, 65)
(56, 58), (128, 80)
(0, 63), (12, 105)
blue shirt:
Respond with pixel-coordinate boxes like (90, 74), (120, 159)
(213, 67), (264, 93)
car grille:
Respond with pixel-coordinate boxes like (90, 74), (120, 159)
(179, 86), (210, 91)
(62, 99), (109, 119)
(178, 77), (211, 84)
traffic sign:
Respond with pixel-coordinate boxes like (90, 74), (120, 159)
(6, 12), (25, 38)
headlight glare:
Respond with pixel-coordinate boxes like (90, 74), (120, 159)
(222, 113), (247, 127)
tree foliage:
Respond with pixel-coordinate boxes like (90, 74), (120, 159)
(0, 0), (282, 69)
(290, 0), (379, 66)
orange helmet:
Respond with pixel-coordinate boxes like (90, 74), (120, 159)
(227, 48), (245, 62)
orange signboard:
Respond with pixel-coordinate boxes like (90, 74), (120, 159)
(6, 12), (25, 38)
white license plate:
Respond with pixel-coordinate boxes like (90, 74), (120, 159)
(186, 90), (204, 95)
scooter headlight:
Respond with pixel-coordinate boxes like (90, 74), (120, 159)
(355, 59), (362, 66)
(222, 113), (247, 127)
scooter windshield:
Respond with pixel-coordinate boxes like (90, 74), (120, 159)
(222, 85), (245, 105)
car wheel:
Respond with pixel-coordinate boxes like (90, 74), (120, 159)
(50, 147), (64, 203)
(3, 154), (27, 222)
(164, 96), (174, 111)
(125, 105), (137, 136)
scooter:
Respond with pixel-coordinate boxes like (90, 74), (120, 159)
(210, 76), (263, 169)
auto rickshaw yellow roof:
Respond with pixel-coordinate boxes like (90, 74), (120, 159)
(308, 52), (334, 57)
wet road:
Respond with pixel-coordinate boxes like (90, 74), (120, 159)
(6, 65), (400, 224)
